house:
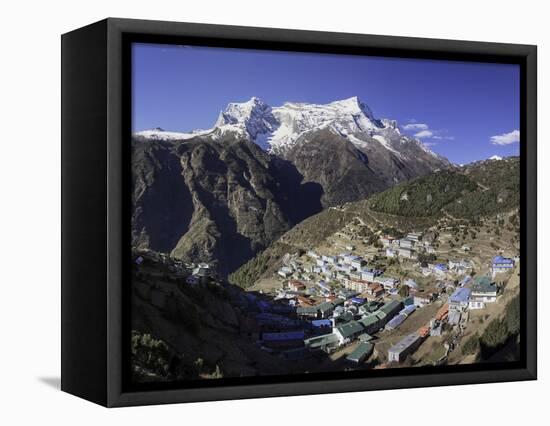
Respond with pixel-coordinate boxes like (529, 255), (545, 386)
(385, 314), (407, 330)
(322, 255), (337, 265)
(349, 271), (362, 281)
(361, 269), (376, 282)
(288, 280), (306, 292)
(359, 300), (380, 315)
(334, 321), (364, 345)
(469, 276), (498, 309)
(400, 239), (414, 249)
(380, 237), (394, 247)
(345, 279), (369, 293)
(334, 311), (354, 324)
(398, 247), (416, 259)
(492, 255), (514, 275)
(296, 305), (320, 318)
(304, 333), (339, 353)
(375, 276), (399, 290)
(433, 263), (448, 276)
(346, 342), (374, 363)
(358, 314), (380, 334)
(317, 301), (336, 318)
(449, 287), (471, 312)
(311, 319), (332, 331)
(351, 258), (365, 270)
(400, 304), (416, 317)
(404, 278), (418, 289)
(278, 266), (293, 278)
(414, 294), (432, 308)
(386, 248), (395, 258)
(448, 260), (461, 270)
(336, 271), (351, 282)
(341, 254), (356, 265)
(192, 264), (212, 277)
(406, 232), (422, 242)
(448, 310), (462, 325)
(378, 299), (403, 321)
(296, 299), (337, 319)
(296, 295), (314, 307)
(388, 333), (423, 363)
(366, 283), (384, 298)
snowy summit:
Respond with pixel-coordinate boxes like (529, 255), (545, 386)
(135, 96), (447, 163)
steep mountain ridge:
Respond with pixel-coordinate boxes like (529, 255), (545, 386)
(132, 134), (323, 276)
(133, 96), (451, 276)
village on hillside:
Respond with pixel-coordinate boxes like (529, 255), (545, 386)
(133, 210), (520, 374)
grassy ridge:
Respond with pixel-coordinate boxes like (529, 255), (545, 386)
(369, 158), (519, 219)
(368, 170), (477, 217)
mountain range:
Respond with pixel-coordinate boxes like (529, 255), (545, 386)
(132, 96), (451, 276)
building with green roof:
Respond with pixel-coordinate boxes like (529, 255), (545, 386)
(358, 314), (380, 334)
(346, 342), (374, 363)
(335, 320), (364, 345)
(470, 275), (498, 309)
(304, 333), (339, 352)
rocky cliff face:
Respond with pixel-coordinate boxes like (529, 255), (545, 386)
(132, 132), (322, 277)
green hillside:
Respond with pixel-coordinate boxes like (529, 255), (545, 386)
(368, 170), (477, 217)
(446, 157), (520, 219)
(368, 157), (519, 219)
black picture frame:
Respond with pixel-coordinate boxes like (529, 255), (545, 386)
(61, 17), (537, 407)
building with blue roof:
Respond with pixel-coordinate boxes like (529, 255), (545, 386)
(492, 255), (515, 275)
(449, 287), (471, 311)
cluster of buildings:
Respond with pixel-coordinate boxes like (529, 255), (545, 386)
(303, 298), (407, 358)
(383, 232), (435, 260)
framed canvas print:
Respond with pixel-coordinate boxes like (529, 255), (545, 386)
(61, 18), (537, 407)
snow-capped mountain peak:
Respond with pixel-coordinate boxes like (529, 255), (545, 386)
(214, 97), (278, 148)
(214, 97), (270, 126)
(134, 96), (448, 165)
(489, 155), (503, 161)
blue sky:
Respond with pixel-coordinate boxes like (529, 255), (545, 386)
(132, 43), (520, 164)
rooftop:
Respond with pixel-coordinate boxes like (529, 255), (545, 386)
(346, 342), (374, 362)
(473, 276), (497, 293)
(450, 287), (471, 303)
(337, 320), (364, 338)
(388, 333), (421, 354)
(493, 255), (514, 265)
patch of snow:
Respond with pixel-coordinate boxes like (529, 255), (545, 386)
(489, 155), (503, 161)
(134, 128), (206, 141)
(372, 134), (401, 156)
